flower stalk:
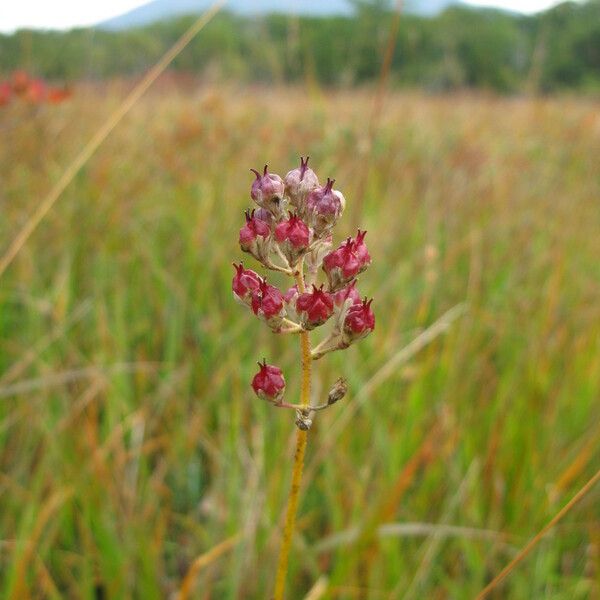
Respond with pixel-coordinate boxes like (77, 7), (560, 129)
(273, 268), (311, 600)
(231, 157), (374, 598)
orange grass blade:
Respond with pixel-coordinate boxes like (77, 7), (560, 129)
(476, 467), (600, 599)
(176, 534), (240, 600)
(0, 0), (225, 280)
(9, 488), (74, 599)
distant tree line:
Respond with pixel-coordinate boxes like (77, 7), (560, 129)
(0, 0), (599, 93)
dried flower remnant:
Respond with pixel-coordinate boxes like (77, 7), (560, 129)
(231, 157), (374, 600)
(327, 377), (349, 406)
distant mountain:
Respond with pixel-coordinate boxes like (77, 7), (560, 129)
(100, 0), (351, 30)
(99, 0), (462, 30)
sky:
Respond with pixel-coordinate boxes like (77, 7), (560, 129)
(0, 0), (566, 33)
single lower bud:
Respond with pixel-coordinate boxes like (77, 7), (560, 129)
(251, 360), (286, 403)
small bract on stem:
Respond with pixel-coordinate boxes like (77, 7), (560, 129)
(231, 156), (375, 599)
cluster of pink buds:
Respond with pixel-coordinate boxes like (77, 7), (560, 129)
(232, 157), (374, 421)
(0, 70), (72, 108)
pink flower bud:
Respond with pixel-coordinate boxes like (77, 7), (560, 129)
(283, 284), (299, 305)
(274, 214), (312, 266)
(250, 165), (285, 218)
(343, 298), (375, 343)
(251, 279), (285, 328)
(354, 230), (371, 268)
(323, 231), (371, 291)
(284, 156), (320, 212)
(306, 178), (345, 236)
(296, 284), (334, 330)
(232, 263), (262, 309)
(251, 360), (286, 402)
(274, 214), (310, 249)
(333, 280), (361, 307)
(239, 209), (270, 249)
(239, 209), (272, 265)
(253, 207), (275, 227)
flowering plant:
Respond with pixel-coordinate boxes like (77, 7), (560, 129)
(232, 157), (374, 597)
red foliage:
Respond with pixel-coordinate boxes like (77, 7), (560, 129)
(0, 71), (73, 107)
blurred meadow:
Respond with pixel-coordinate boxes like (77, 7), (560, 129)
(1, 6), (600, 599)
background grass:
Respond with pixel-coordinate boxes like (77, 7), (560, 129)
(0, 85), (599, 598)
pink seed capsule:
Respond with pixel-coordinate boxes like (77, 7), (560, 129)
(333, 280), (361, 307)
(253, 207), (275, 227)
(251, 279), (285, 328)
(250, 164), (285, 218)
(274, 214), (312, 266)
(239, 209), (271, 250)
(343, 297), (375, 344)
(232, 263), (262, 306)
(284, 156), (320, 213)
(274, 214), (311, 249)
(239, 209), (272, 265)
(251, 360), (286, 402)
(283, 284), (299, 305)
(354, 230), (371, 270)
(323, 230), (371, 291)
(306, 178), (345, 236)
(296, 284), (334, 330)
